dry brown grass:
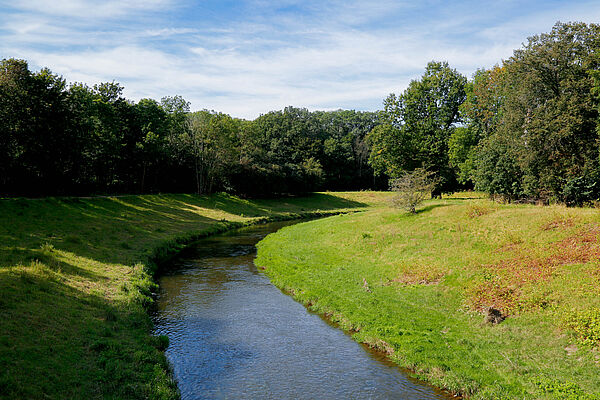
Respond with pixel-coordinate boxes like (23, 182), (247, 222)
(468, 223), (600, 314)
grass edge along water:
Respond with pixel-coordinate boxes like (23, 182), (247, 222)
(0, 191), (384, 399)
(255, 195), (600, 400)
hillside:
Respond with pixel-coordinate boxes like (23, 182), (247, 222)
(0, 192), (383, 399)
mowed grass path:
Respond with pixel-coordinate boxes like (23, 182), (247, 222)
(0, 192), (383, 399)
(255, 195), (600, 399)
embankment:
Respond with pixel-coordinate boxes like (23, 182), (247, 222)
(0, 191), (387, 399)
(255, 196), (600, 399)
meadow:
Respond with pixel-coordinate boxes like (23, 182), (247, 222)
(255, 194), (600, 399)
(0, 192), (377, 399)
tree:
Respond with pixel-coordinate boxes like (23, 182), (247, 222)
(473, 134), (524, 201)
(390, 168), (439, 213)
(448, 126), (478, 185)
(179, 110), (240, 195)
(369, 61), (467, 195)
(0, 59), (73, 194)
(460, 66), (506, 140)
(473, 22), (600, 202)
(134, 98), (169, 192)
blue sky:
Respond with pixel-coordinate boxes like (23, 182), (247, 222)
(1, 0), (599, 119)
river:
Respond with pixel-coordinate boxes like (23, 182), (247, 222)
(152, 220), (452, 399)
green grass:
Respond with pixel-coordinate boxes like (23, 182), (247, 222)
(255, 195), (600, 399)
(0, 191), (382, 399)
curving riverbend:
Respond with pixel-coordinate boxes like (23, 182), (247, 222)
(152, 220), (452, 399)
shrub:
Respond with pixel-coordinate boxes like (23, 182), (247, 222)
(389, 168), (438, 213)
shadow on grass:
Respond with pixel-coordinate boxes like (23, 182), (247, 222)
(166, 192), (367, 218)
(415, 203), (450, 214)
(0, 247), (105, 281)
(0, 267), (176, 399)
(0, 192), (366, 265)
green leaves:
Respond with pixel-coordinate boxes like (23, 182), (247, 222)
(369, 61), (467, 194)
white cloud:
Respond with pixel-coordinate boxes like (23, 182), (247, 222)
(2, 0), (599, 119)
(3, 0), (173, 19)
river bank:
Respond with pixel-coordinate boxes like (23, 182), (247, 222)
(0, 192), (386, 399)
(153, 220), (451, 399)
(255, 196), (600, 399)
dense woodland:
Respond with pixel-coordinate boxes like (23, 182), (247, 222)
(0, 69), (381, 197)
(2, 22), (600, 204)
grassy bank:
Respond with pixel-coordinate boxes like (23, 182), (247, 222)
(255, 195), (600, 399)
(0, 191), (384, 399)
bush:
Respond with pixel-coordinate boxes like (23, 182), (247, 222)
(563, 176), (597, 207)
(389, 168), (438, 213)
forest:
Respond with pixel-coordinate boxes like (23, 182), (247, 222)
(2, 22), (600, 205)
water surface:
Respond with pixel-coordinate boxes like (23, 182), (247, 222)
(153, 220), (451, 399)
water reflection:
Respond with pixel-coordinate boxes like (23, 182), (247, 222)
(153, 221), (451, 400)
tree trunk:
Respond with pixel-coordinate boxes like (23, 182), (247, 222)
(195, 158), (201, 195)
(140, 163), (146, 194)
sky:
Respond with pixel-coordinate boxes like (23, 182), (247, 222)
(1, 1), (600, 119)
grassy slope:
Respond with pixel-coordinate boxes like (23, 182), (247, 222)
(0, 191), (382, 399)
(255, 195), (600, 400)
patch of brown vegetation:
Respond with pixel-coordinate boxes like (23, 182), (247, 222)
(541, 217), (575, 231)
(466, 203), (494, 218)
(366, 338), (395, 355)
(469, 224), (600, 314)
(485, 306), (506, 324)
(387, 267), (445, 286)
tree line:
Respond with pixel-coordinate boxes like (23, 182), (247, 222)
(2, 21), (599, 203)
(0, 60), (381, 197)
(370, 22), (600, 205)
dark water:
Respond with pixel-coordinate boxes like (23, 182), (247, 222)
(153, 220), (452, 400)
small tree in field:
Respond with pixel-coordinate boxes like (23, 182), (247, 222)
(390, 168), (438, 213)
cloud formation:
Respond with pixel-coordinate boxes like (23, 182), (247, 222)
(1, 0), (598, 119)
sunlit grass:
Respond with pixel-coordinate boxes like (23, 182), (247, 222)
(256, 196), (600, 399)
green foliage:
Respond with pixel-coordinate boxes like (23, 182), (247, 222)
(565, 309), (600, 346)
(370, 61), (466, 194)
(232, 107), (380, 196)
(536, 379), (600, 400)
(367, 124), (416, 177)
(471, 22), (600, 203)
(563, 176), (598, 207)
(0, 61), (381, 197)
(448, 126), (478, 185)
(473, 135), (524, 200)
(460, 66), (506, 139)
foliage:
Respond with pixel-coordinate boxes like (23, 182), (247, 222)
(0, 61), (381, 197)
(460, 66), (506, 139)
(536, 379), (600, 400)
(369, 61), (466, 195)
(563, 176), (598, 207)
(471, 22), (600, 203)
(448, 126), (478, 185)
(389, 168), (438, 213)
(473, 134), (524, 201)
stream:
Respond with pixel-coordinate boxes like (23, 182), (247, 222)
(152, 220), (452, 399)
